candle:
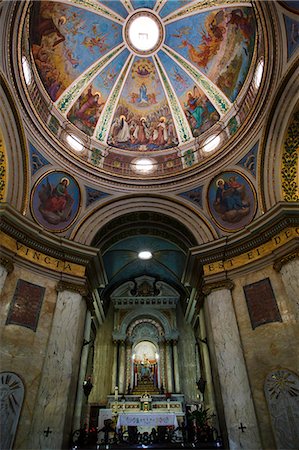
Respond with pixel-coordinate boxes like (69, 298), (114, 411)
(115, 386), (118, 401)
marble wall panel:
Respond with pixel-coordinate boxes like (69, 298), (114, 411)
(232, 265), (299, 449)
(0, 266), (57, 449)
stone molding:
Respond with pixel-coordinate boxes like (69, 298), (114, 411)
(202, 279), (234, 296)
(0, 256), (14, 273)
(0, 204), (98, 267)
(273, 250), (299, 272)
(56, 281), (89, 297)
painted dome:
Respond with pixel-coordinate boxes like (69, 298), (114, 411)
(26, 1), (261, 178)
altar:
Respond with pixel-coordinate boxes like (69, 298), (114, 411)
(116, 412), (178, 430)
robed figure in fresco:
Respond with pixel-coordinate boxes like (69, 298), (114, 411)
(213, 176), (250, 223)
(38, 177), (74, 225)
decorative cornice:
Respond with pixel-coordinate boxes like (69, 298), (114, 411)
(0, 203), (98, 267)
(56, 281), (89, 296)
(273, 250), (299, 272)
(202, 280), (234, 296)
(0, 256), (14, 274)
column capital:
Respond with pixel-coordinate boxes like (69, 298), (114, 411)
(0, 256), (14, 274)
(202, 279), (234, 296)
(273, 250), (299, 272)
(56, 280), (88, 296)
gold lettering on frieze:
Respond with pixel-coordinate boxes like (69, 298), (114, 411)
(0, 231), (85, 277)
(204, 227), (298, 276)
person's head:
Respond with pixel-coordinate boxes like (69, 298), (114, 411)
(60, 177), (70, 187)
(216, 178), (225, 189)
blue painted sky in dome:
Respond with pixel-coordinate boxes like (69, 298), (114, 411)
(159, 0), (193, 18)
(59, 5), (123, 73)
(92, 48), (130, 98)
(99, 1), (128, 18)
(131, 0), (156, 10)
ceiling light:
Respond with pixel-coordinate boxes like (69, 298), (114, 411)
(253, 59), (264, 89)
(133, 158), (154, 173)
(138, 251), (152, 260)
(22, 56), (32, 86)
(203, 135), (221, 153)
(66, 134), (84, 152)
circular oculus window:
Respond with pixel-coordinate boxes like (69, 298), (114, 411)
(125, 12), (163, 55)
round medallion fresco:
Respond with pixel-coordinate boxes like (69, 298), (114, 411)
(31, 171), (81, 232)
(207, 171), (257, 232)
(28, 0), (258, 174)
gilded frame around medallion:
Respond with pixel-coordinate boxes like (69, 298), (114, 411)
(30, 170), (81, 233)
(207, 169), (257, 233)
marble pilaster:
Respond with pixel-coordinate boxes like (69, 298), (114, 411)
(274, 252), (299, 321)
(73, 310), (91, 431)
(118, 341), (126, 394)
(199, 309), (217, 414)
(204, 283), (262, 450)
(172, 341), (181, 393)
(29, 288), (86, 450)
(111, 342), (118, 392)
(166, 342), (173, 393)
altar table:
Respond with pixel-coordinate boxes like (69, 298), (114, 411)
(116, 412), (178, 429)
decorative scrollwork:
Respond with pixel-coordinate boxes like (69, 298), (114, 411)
(281, 111), (299, 202)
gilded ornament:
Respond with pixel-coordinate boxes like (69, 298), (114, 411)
(281, 111), (299, 202)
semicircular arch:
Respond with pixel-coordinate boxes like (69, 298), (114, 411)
(70, 195), (218, 246)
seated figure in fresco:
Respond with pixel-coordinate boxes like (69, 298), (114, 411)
(38, 177), (74, 225)
(213, 176), (250, 223)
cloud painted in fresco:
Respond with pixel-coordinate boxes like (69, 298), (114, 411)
(158, 50), (219, 137)
(30, 1), (123, 100)
(107, 56), (179, 151)
(164, 7), (256, 101)
(68, 49), (130, 136)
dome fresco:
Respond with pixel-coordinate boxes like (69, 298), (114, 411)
(28, 1), (259, 177)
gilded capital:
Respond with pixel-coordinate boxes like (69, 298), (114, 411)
(202, 279), (234, 296)
(0, 256), (14, 274)
(56, 280), (89, 296)
(273, 250), (299, 272)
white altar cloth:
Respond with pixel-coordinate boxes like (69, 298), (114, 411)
(116, 412), (178, 429)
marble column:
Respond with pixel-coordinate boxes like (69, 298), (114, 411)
(166, 342), (174, 393)
(111, 341), (118, 392)
(172, 341), (181, 393)
(73, 309), (92, 431)
(203, 281), (262, 450)
(274, 251), (299, 321)
(0, 257), (13, 294)
(118, 341), (126, 394)
(29, 282), (87, 450)
(199, 309), (217, 414)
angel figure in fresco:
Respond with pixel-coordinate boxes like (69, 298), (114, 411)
(184, 87), (204, 129)
(38, 177), (74, 225)
(213, 176), (250, 223)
